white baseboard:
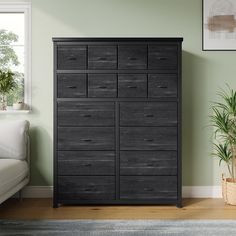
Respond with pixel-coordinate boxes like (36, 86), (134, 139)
(20, 186), (53, 198)
(17, 186), (222, 198)
(182, 186), (221, 198)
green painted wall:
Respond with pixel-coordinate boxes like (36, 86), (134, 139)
(1, 0), (236, 186)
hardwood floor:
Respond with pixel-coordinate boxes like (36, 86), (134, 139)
(0, 198), (236, 220)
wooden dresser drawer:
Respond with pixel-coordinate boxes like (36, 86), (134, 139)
(58, 127), (115, 150)
(88, 74), (117, 97)
(58, 176), (115, 200)
(58, 102), (115, 126)
(120, 151), (177, 175)
(118, 45), (147, 69)
(120, 102), (177, 126)
(58, 151), (115, 175)
(148, 45), (178, 70)
(57, 74), (86, 98)
(88, 46), (117, 69)
(148, 74), (177, 98)
(120, 127), (177, 150)
(118, 74), (147, 97)
(57, 45), (87, 70)
(120, 176), (177, 200)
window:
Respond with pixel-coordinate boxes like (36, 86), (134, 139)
(0, 3), (31, 111)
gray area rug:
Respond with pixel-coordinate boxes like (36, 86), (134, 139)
(1, 220), (236, 236)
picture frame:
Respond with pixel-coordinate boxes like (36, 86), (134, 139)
(202, 0), (236, 51)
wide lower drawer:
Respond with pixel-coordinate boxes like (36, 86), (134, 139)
(120, 127), (177, 150)
(120, 151), (177, 175)
(58, 176), (115, 200)
(58, 127), (115, 150)
(120, 176), (177, 200)
(58, 151), (115, 175)
(120, 102), (177, 126)
(58, 102), (115, 126)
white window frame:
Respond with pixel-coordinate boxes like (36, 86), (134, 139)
(0, 2), (31, 110)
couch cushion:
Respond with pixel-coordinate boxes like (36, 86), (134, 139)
(0, 120), (30, 160)
(0, 159), (29, 196)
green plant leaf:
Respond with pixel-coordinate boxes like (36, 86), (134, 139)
(0, 70), (16, 95)
(212, 143), (232, 166)
(209, 85), (236, 178)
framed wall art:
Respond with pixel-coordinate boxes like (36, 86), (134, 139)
(203, 0), (236, 51)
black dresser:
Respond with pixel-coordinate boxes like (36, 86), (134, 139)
(53, 38), (183, 207)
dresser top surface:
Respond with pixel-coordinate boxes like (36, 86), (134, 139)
(52, 37), (183, 43)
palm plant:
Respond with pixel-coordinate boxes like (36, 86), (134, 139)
(210, 86), (236, 180)
(0, 69), (16, 110)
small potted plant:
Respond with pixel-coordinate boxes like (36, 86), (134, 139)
(210, 86), (236, 205)
(0, 70), (16, 110)
(13, 101), (24, 110)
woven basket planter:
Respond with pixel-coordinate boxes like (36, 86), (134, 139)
(222, 175), (236, 205)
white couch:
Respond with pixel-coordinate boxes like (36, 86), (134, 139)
(0, 120), (30, 204)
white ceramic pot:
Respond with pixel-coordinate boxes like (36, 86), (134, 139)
(13, 103), (23, 110)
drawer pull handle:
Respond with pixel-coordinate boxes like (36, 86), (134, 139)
(82, 139), (92, 142)
(145, 114), (154, 117)
(84, 188), (93, 192)
(84, 163), (92, 167)
(98, 57), (107, 60)
(67, 86), (77, 89)
(128, 86), (137, 89)
(128, 57), (137, 61)
(68, 56), (77, 61)
(82, 114), (91, 118)
(144, 188), (154, 192)
(98, 86), (107, 89)
(157, 85), (168, 89)
(144, 138), (154, 142)
(158, 57), (167, 60)
(147, 163), (154, 167)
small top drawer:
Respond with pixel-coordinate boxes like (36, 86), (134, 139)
(88, 46), (117, 69)
(57, 45), (87, 70)
(57, 74), (86, 98)
(118, 74), (147, 98)
(148, 74), (177, 98)
(118, 45), (147, 69)
(88, 74), (117, 98)
(148, 45), (178, 70)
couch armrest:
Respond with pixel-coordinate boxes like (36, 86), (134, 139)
(0, 120), (30, 161)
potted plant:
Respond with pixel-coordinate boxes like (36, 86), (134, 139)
(210, 86), (236, 205)
(0, 70), (16, 110)
(13, 101), (24, 110)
